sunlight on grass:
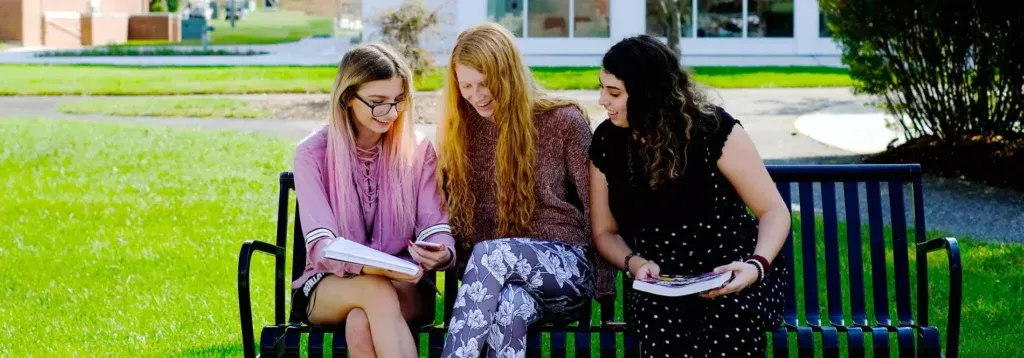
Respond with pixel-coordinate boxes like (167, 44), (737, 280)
(192, 11), (332, 45)
(0, 119), (292, 356)
(0, 65), (852, 95)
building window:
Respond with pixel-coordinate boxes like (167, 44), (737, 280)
(488, 0), (610, 38)
(819, 12), (831, 37)
(747, 0), (793, 37)
(574, 0), (610, 37)
(528, 0), (570, 37)
(697, 0), (742, 37)
(488, 0), (524, 37)
(645, 0), (693, 38)
(647, 0), (794, 39)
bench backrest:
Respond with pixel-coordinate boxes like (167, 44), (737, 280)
(276, 163), (934, 331)
(767, 164), (929, 329)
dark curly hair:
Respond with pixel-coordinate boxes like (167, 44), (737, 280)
(601, 34), (715, 188)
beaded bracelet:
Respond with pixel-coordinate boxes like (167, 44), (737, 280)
(745, 259), (765, 282)
(748, 254), (771, 271)
(624, 252), (642, 278)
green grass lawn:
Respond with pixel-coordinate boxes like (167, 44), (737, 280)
(118, 10), (334, 47)
(0, 65), (852, 96)
(57, 97), (270, 118)
(411, 66), (854, 91)
(201, 10), (333, 45)
(1, 118), (1016, 356)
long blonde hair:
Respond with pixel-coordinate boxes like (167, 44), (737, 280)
(437, 23), (583, 240)
(327, 43), (417, 237)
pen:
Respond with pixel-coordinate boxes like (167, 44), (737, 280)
(421, 275), (442, 295)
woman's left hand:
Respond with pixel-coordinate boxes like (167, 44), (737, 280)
(700, 261), (759, 299)
(408, 241), (453, 271)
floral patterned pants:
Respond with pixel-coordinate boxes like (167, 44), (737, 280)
(442, 238), (595, 358)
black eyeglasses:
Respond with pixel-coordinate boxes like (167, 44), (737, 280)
(354, 95), (407, 117)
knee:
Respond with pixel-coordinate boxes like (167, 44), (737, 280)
(499, 285), (532, 306)
(345, 309), (375, 355)
(497, 285), (537, 320)
(469, 240), (496, 259)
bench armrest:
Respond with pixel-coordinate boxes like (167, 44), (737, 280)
(917, 237), (962, 358)
(238, 239), (285, 358)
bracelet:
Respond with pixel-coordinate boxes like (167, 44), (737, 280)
(749, 254), (771, 271)
(624, 252), (642, 278)
(745, 259), (764, 282)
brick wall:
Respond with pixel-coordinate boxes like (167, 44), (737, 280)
(82, 14), (130, 46)
(128, 14), (182, 42)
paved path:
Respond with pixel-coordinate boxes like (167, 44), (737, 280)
(2, 88), (1021, 244)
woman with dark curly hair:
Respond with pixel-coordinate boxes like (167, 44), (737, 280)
(588, 34), (790, 357)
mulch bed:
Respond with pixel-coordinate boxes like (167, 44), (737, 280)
(864, 132), (1024, 192)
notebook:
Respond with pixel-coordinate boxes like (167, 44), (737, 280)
(631, 271), (733, 297)
(322, 238), (421, 276)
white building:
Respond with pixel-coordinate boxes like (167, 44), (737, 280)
(362, 0), (841, 67)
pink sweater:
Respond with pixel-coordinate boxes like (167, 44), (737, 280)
(291, 126), (455, 289)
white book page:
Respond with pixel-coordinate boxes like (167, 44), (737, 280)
(322, 238), (421, 276)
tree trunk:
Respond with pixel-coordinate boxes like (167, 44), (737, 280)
(664, 0), (683, 59)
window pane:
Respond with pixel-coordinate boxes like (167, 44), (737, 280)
(819, 12), (831, 37)
(747, 0), (793, 37)
(527, 0), (569, 37)
(697, 0), (742, 38)
(645, 0), (693, 38)
(574, 0), (610, 37)
(488, 0), (524, 37)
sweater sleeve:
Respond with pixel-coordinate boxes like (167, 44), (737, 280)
(562, 108), (593, 237)
(294, 145), (363, 275)
(413, 141), (457, 270)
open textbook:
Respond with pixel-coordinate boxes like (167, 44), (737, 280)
(632, 271), (733, 297)
(323, 238), (421, 276)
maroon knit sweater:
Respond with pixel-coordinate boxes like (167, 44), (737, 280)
(457, 105), (614, 297)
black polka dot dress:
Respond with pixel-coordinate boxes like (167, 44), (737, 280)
(589, 107), (787, 358)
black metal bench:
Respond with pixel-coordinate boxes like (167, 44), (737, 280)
(767, 164), (961, 357)
(238, 164), (962, 357)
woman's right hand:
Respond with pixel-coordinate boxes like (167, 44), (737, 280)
(363, 266), (424, 284)
(630, 259), (661, 281)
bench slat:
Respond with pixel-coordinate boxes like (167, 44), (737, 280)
(888, 180), (915, 325)
(775, 181), (799, 327)
(866, 180), (893, 326)
(912, 179), (932, 326)
(798, 181), (823, 326)
(821, 181), (846, 326)
(843, 181), (869, 326)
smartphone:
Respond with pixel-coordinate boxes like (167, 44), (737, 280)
(414, 241), (444, 251)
